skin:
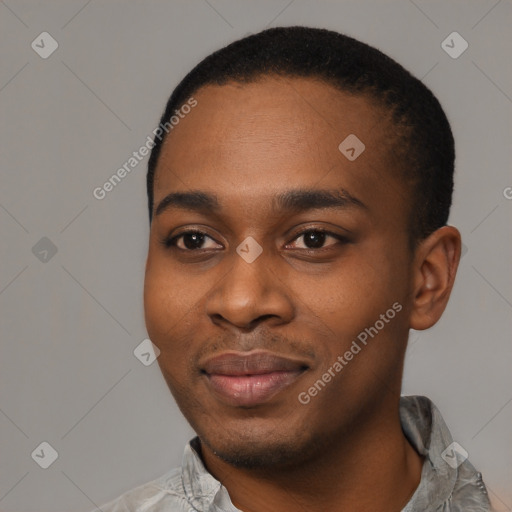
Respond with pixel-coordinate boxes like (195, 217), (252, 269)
(144, 77), (461, 512)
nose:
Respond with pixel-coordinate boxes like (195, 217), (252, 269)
(205, 247), (295, 331)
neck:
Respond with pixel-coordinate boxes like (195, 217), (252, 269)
(200, 399), (423, 512)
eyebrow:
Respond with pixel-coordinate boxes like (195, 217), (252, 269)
(154, 188), (367, 217)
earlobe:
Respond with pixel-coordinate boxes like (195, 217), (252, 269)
(409, 226), (461, 331)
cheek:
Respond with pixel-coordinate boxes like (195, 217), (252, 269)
(144, 271), (197, 388)
(308, 260), (383, 322)
(303, 248), (407, 351)
(144, 251), (213, 375)
(144, 254), (190, 341)
(144, 265), (169, 339)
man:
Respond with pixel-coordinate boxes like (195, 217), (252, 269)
(98, 26), (491, 511)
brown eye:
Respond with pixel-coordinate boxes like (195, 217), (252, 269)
(288, 229), (345, 250)
(163, 231), (222, 251)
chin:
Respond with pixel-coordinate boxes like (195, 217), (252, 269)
(202, 437), (303, 469)
(197, 420), (328, 470)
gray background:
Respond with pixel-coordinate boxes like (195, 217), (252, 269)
(0, 0), (511, 510)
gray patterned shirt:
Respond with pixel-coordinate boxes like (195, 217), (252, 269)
(97, 395), (491, 511)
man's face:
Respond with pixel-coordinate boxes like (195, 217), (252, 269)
(144, 77), (415, 468)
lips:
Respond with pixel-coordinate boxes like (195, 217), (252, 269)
(201, 351), (308, 407)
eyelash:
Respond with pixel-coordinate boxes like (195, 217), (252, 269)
(161, 228), (348, 252)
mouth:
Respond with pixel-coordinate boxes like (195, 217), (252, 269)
(200, 351), (309, 407)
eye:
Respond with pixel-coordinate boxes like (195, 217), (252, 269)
(287, 228), (347, 250)
(162, 230), (222, 251)
(162, 228), (347, 252)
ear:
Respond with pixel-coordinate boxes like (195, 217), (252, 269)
(409, 226), (461, 331)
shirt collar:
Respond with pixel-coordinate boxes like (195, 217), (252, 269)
(181, 437), (238, 512)
(399, 395), (458, 510)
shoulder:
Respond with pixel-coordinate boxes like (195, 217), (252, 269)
(448, 464), (493, 512)
(95, 467), (192, 512)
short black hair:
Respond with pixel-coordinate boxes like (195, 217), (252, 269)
(147, 26), (454, 242)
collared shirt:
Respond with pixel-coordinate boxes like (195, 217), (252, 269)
(97, 395), (492, 511)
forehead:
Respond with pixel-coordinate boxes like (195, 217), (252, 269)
(153, 77), (401, 212)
